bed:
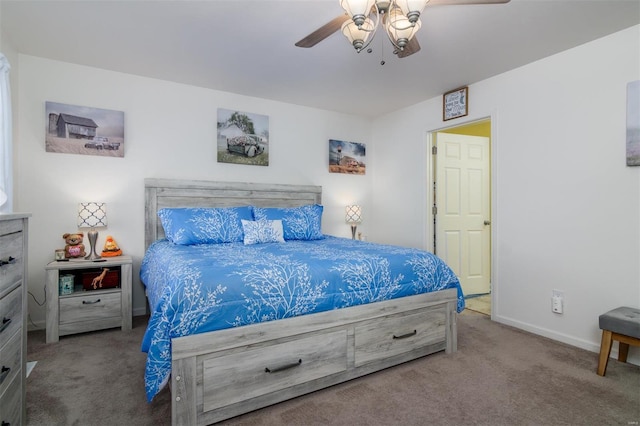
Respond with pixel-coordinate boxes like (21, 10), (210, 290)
(141, 178), (464, 425)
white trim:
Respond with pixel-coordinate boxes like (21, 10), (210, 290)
(0, 53), (12, 213)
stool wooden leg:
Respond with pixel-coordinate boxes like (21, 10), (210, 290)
(597, 330), (613, 376)
(618, 342), (630, 363)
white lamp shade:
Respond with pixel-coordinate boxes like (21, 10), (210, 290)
(395, 0), (429, 22)
(78, 202), (107, 228)
(340, 0), (376, 19)
(386, 8), (421, 45)
(341, 18), (375, 48)
(345, 205), (362, 224)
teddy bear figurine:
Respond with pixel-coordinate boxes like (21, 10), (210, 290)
(63, 232), (86, 258)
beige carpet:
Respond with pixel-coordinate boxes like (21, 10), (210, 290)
(26, 311), (639, 426)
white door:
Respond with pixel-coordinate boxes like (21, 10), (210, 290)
(435, 132), (491, 296)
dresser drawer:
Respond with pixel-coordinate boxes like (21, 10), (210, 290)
(0, 366), (21, 426)
(0, 286), (22, 352)
(202, 329), (347, 413)
(0, 331), (21, 401)
(60, 290), (121, 324)
(0, 230), (23, 295)
(354, 307), (446, 367)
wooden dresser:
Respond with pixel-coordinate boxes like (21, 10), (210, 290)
(0, 214), (29, 425)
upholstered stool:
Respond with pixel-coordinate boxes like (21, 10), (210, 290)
(597, 306), (640, 376)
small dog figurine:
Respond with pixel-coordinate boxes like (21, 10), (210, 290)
(91, 268), (109, 289)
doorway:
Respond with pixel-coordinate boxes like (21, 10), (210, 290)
(430, 119), (492, 315)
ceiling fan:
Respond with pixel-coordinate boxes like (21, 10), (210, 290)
(295, 0), (511, 59)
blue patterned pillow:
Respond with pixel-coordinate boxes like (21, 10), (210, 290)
(251, 204), (324, 240)
(158, 207), (253, 245)
(241, 220), (285, 245)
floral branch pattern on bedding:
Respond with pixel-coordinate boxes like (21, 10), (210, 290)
(140, 236), (464, 402)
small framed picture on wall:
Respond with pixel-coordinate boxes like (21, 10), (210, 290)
(443, 87), (468, 121)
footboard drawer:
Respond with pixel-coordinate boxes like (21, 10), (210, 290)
(201, 329), (347, 412)
(354, 307), (446, 366)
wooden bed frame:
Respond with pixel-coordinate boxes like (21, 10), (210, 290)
(144, 178), (459, 426)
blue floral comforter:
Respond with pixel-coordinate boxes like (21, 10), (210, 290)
(140, 236), (464, 402)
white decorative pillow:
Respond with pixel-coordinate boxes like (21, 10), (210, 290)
(241, 219), (285, 245)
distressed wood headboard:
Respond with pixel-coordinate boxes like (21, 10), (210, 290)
(144, 178), (322, 250)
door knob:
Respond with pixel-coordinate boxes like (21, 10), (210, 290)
(484, 220), (491, 226)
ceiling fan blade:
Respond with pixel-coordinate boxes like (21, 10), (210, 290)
(427, 0), (510, 5)
(295, 15), (351, 48)
(396, 37), (421, 58)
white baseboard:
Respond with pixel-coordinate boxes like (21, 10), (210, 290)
(493, 314), (639, 366)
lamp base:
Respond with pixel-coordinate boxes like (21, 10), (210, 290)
(351, 225), (357, 240)
(85, 229), (102, 260)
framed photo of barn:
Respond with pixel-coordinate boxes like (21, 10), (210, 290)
(45, 102), (125, 157)
(329, 139), (366, 175)
(217, 108), (269, 166)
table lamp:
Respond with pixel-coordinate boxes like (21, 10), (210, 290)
(345, 205), (362, 240)
(78, 202), (107, 260)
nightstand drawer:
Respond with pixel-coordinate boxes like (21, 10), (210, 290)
(0, 231), (23, 295)
(0, 286), (22, 351)
(59, 290), (121, 324)
(0, 331), (21, 399)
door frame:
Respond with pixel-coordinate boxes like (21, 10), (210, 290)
(426, 113), (498, 318)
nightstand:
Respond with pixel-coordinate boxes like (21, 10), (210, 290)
(44, 255), (132, 343)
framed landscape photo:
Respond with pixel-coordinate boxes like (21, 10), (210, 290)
(627, 80), (640, 166)
(45, 102), (125, 157)
(329, 139), (366, 175)
(217, 108), (269, 166)
(443, 87), (468, 121)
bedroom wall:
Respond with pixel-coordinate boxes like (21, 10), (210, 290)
(371, 25), (640, 362)
(14, 55), (374, 324)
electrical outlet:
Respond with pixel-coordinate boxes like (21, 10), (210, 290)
(552, 290), (564, 314)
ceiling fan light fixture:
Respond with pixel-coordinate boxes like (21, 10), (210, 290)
(394, 0), (430, 24)
(386, 8), (421, 49)
(340, 0), (377, 27)
(341, 18), (375, 51)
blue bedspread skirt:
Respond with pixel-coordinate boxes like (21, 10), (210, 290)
(140, 236), (464, 402)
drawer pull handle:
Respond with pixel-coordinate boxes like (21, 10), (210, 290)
(82, 299), (101, 305)
(0, 256), (15, 267)
(0, 366), (9, 385)
(393, 330), (417, 340)
(265, 359), (302, 374)
(2, 421), (9, 426)
(0, 318), (10, 333)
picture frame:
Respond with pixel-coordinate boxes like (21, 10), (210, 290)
(217, 108), (269, 166)
(443, 87), (468, 121)
(329, 139), (366, 175)
(45, 101), (125, 157)
(627, 80), (639, 166)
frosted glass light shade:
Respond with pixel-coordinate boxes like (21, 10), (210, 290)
(386, 8), (421, 48)
(340, 0), (376, 20)
(395, 0), (429, 23)
(341, 18), (375, 50)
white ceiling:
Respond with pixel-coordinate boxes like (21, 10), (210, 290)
(2, 0), (639, 117)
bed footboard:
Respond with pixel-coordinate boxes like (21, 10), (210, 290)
(170, 288), (458, 426)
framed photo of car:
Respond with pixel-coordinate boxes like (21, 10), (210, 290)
(45, 101), (125, 157)
(443, 87), (468, 121)
(217, 108), (269, 166)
